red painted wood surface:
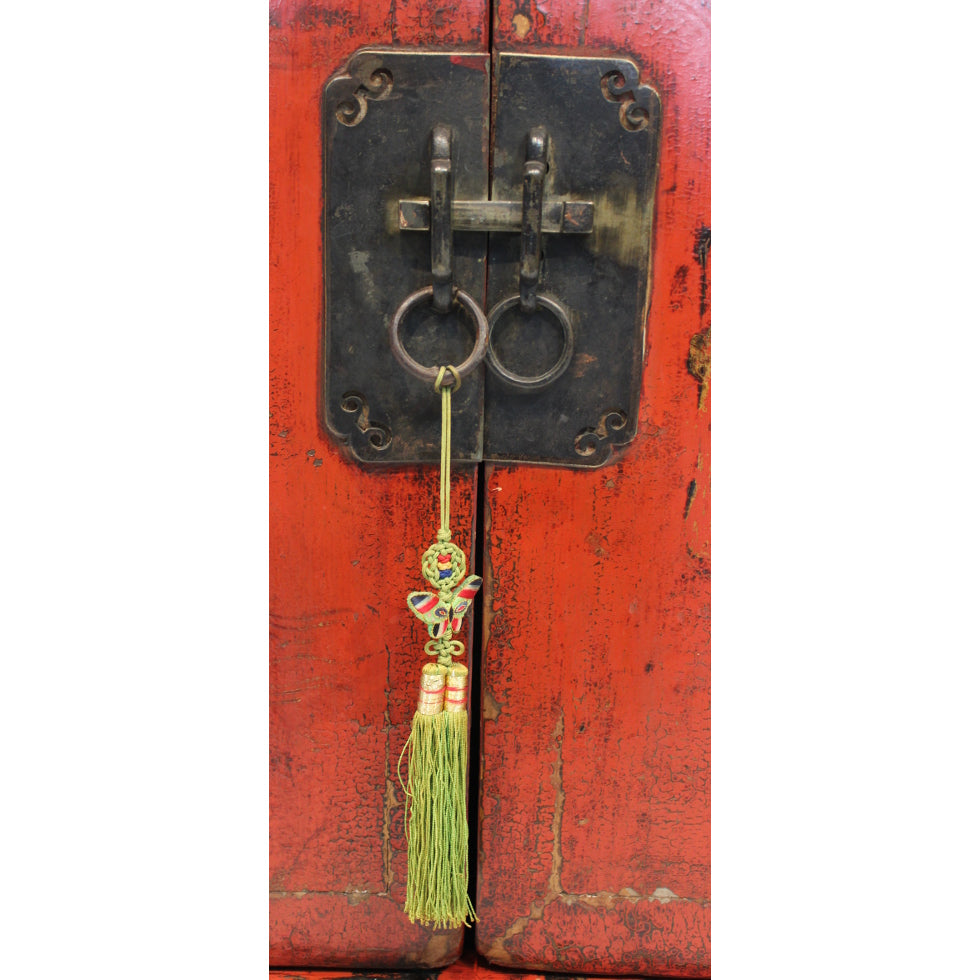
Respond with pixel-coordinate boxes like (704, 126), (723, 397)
(269, 949), (656, 980)
(269, 0), (487, 967)
(476, 2), (710, 976)
(440, 950), (656, 980)
(269, 973), (439, 980)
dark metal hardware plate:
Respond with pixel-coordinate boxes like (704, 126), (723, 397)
(322, 50), (489, 463)
(483, 53), (660, 466)
(322, 49), (661, 467)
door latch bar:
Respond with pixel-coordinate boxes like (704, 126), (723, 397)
(398, 199), (593, 234)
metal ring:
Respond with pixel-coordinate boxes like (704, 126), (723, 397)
(485, 294), (574, 391)
(389, 286), (489, 385)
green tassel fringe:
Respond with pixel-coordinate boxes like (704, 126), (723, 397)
(402, 709), (475, 929)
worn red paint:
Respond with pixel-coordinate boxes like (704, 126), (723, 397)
(476, 1), (710, 976)
(269, 953), (569, 980)
(269, 0), (486, 968)
(272, 0), (708, 973)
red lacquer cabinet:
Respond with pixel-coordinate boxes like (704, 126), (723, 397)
(270, 0), (709, 975)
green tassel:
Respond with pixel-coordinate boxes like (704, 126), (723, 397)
(398, 377), (478, 930)
(401, 697), (475, 929)
(444, 706), (475, 925)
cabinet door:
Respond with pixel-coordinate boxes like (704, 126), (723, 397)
(475, 2), (711, 976)
(271, 0), (709, 973)
(269, 1), (488, 968)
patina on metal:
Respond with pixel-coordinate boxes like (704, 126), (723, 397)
(428, 124), (455, 314)
(322, 49), (661, 467)
(390, 285), (489, 387)
(322, 50), (489, 464)
(388, 123), (491, 386)
(483, 125), (576, 392)
(518, 125), (548, 313)
(482, 53), (661, 466)
(398, 199), (593, 234)
(486, 294), (574, 391)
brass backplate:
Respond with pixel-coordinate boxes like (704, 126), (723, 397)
(322, 49), (661, 467)
(322, 50), (489, 464)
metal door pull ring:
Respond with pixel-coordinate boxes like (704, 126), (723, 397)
(390, 285), (489, 385)
(486, 294), (574, 390)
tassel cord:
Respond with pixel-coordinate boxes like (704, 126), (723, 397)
(434, 365), (460, 539)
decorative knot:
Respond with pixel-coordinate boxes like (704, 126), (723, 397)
(425, 637), (464, 668)
(421, 539), (466, 590)
(434, 364), (462, 393)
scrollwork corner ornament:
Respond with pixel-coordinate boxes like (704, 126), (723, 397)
(574, 410), (630, 465)
(337, 391), (393, 458)
(600, 62), (660, 134)
(324, 54), (394, 129)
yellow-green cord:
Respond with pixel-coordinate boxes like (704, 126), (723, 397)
(434, 366), (459, 537)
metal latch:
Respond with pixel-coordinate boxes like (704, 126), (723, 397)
(322, 49), (661, 467)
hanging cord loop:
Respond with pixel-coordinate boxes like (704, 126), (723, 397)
(433, 365), (461, 538)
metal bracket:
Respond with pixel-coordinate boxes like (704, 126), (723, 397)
(322, 49), (661, 467)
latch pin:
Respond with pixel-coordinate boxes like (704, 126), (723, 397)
(519, 126), (548, 313)
(429, 124), (454, 314)
(388, 123), (489, 387)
